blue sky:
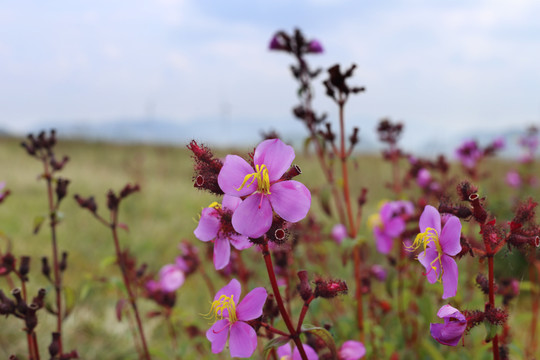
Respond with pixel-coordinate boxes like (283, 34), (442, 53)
(1, 0), (539, 145)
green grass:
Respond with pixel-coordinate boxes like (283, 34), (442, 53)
(0, 135), (538, 359)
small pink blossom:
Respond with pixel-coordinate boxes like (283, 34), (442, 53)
(430, 304), (466, 346)
(194, 195), (252, 270)
(506, 170), (522, 188)
(205, 279), (267, 358)
(455, 139), (482, 169)
(416, 168), (432, 188)
(370, 201), (413, 254)
(331, 224), (348, 244)
(407, 205), (462, 299)
(157, 263), (185, 292)
(339, 340), (366, 360)
(277, 342), (319, 360)
(218, 139), (311, 238)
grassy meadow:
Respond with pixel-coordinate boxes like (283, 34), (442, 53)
(0, 134), (538, 359)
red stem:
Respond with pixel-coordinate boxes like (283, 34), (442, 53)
(296, 295), (315, 333)
(337, 96), (364, 342)
(528, 256), (538, 357)
(32, 332), (40, 360)
(261, 242), (308, 360)
(111, 211), (151, 360)
(487, 254), (500, 360)
(43, 159), (63, 356)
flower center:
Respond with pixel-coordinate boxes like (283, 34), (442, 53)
(204, 294), (237, 324)
(405, 227), (444, 281)
(367, 213), (382, 230)
(236, 164), (271, 195)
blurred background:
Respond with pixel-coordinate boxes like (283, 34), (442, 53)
(1, 0), (539, 154)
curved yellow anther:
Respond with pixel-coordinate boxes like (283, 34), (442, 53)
(405, 227), (444, 282)
(202, 294), (237, 324)
(236, 164), (271, 195)
(208, 201), (221, 209)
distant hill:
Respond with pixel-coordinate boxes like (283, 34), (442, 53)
(4, 117), (533, 159)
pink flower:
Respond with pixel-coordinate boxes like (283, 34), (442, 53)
(505, 170), (521, 188)
(194, 195), (252, 270)
(370, 200), (413, 254)
(306, 40), (323, 54)
(157, 263), (185, 292)
(205, 279), (267, 358)
(277, 342), (319, 360)
(430, 304), (466, 346)
(331, 223), (348, 244)
(218, 139), (311, 238)
(455, 139), (482, 169)
(338, 340), (366, 360)
(407, 205), (462, 299)
(416, 168), (432, 188)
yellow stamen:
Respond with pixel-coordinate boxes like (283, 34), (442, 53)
(208, 201), (221, 209)
(236, 164), (271, 195)
(202, 294), (237, 324)
(367, 213), (382, 230)
(405, 227), (444, 282)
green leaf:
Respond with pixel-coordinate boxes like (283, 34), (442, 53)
(484, 320), (499, 342)
(63, 286), (76, 319)
(33, 215), (45, 235)
(301, 324), (337, 359)
(263, 336), (290, 359)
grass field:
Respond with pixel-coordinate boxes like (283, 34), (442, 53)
(0, 134), (538, 359)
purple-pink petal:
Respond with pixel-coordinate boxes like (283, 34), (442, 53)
(229, 233), (252, 250)
(440, 216), (462, 256)
(384, 216), (406, 238)
(339, 340), (366, 360)
(222, 194), (242, 211)
(206, 319), (229, 354)
(268, 180), (311, 223)
(194, 208), (219, 242)
(419, 205), (441, 234)
(430, 305), (466, 346)
(229, 321), (258, 358)
(277, 343), (319, 360)
(374, 228), (393, 254)
(331, 223), (348, 244)
(218, 155), (256, 197)
(158, 264), (185, 292)
(237, 287), (267, 321)
(418, 247), (441, 284)
(232, 193), (273, 238)
(437, 304), (464, 320)
(277, 343), (292, 358)
(253, 139), (295, 181)
(296, 344), (319, 360)
(215, 278), (241, 303)
(213, 236), (231, 270)
(441, 255), (458, 299)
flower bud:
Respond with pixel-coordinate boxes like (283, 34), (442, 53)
(314, 278), (348, 299)
(60, 251), (68, 272)
(19, 256), (30, 278)
(297, 270), (313, 301)
(49, 332), (61, 357)
(56, 178), (70, 203)
(41, 257), (51, 279)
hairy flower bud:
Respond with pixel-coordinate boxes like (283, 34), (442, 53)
(297, 270), (313, 301)
(314, 278), (348, 299)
